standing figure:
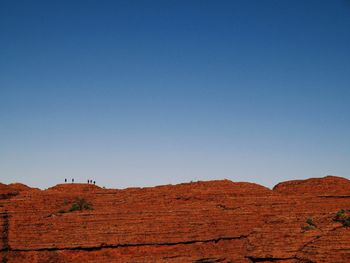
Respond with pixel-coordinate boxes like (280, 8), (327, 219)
(87, 179), (89, 184)
(72, 178), (74, 183)
(93, 181), (96, 185)
(65, 178), (67, 183)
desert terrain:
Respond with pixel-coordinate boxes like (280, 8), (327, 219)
(1, 176), (350, 262)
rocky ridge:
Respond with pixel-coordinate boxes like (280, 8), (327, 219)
(1, 176), (350, 262)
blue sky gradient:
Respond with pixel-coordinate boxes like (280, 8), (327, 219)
(1, 0), (350, 189)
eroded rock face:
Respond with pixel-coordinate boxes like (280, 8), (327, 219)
(0, 176), (350, 262)
(0, 183), (34, 200)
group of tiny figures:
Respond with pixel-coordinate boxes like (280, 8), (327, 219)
(64, 178), (96, 185)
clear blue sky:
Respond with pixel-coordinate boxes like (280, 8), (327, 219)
(1, 0), (349, 189)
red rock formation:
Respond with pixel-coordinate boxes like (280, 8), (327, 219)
(0, 183), (34, 200)
(1, 176), (350, 262)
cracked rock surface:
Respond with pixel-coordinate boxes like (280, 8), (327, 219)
(1, 176), (350, 262)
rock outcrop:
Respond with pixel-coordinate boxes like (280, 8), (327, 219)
(1, 176), (350, 262)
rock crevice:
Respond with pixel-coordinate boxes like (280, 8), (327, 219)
(1, 176), (350, 262)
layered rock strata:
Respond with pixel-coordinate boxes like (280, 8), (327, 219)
(0, 176), (350, 262)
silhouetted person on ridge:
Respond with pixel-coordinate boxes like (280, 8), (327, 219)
(87, 179), (89, 184)
(72, 178), (74, 183)
(93, 181), (95, 185)
(65, 178), (67, 183)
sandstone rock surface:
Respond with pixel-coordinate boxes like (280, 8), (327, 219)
(1, 176), (350, 262)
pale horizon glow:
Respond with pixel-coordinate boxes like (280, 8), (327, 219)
(1, 0), (349, 189)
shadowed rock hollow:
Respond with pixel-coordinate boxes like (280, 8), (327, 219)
(1, 176), (350, 262)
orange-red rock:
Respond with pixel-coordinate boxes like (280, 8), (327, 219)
(1, 176), (350, 262)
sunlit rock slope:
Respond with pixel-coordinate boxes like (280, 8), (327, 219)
(1, 176), (350, 262)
